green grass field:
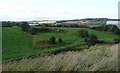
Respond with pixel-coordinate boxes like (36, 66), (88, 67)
(2, 27), (118, 62)
(88, 29), (118, 41)
(2, 27), (33, 61)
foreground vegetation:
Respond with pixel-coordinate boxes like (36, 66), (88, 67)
(3, 44), (118, 71)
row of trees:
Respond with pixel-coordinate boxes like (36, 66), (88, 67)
(2, 21), (19, 27)
(78, 29), (99, 46)
(78, 29), (120, 46)
(2, 21), (31, 33)
(17, 22), (64, 44)
(91, 25), (120, 35)
(35, 23), (88, 28)
(49, 36), (62, 44)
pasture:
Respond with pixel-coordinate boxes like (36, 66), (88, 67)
(2, 27), (118, 62)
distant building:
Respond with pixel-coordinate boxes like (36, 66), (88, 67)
(29, 20), (57, 26)
(61, 21), (81, 25)
(38, 20), (56, 24)
(29, 24), (39, 26)
(106, 21), (118, 25)
(106, 21), (120, 29)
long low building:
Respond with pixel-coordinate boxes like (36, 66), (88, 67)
(38, 20), (56, 24)
(106, 21), (120, 29)
(29, 20), (57, 26)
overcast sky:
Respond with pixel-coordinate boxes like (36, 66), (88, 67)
(0, 0), (119, 21)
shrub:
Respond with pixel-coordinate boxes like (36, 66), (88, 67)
(20, 22), (30, 32)
(58, 38), (62, 43)
(84, 34), (98, 47)
(49, 36), (56, 44)
(30, 28), (38, 35)
(113, 37), (120, 44)
(84, 37), (89, 43)
(78, 29), (89, 38)
(89, 34), (98, 46)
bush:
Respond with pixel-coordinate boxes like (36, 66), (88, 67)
(84, 37), (89, 43)
(84, 34), (98, 47)
(49, 36), (56, 44)
(113, 37), (120, 44)
(58, 38), (62, 43)
(89, 34), (98, 44)
(78, 29), (89, 38)
(2, 21), (18, 27)
(30, 28), (38, 35)
(20, 22), (30, 32)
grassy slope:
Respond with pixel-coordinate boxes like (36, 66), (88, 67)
(2, 27), (118, 62)
(2, 27), (33, 61)
(3, 44), (118, 71)
(88, 29), (118, 41)
(2, 27), (83, 62)
(36, 27), (83, 47)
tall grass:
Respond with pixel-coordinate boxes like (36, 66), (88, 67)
(2, 44), (118, 71)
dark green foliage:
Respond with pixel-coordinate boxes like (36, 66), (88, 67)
(78, 29), (89, 38)
(89, 34), (98, 45)
(20, 22), (30, 32)
(2, 21), (12, 27)
(49, 36), (56, 44)
(91, 25), (120, 35)
(113, 37), (120, 43)
(30, 27), (66, 35)
(113, 27), (120, 35)
(107, 25), (120, 35)
(84, 34), (98, 46)
(2, 21), (18, 27)
(30, 27), (51, 34)
(58, 38), (62, 43)
(105, 25), (120, 35)
(84, 37), (89, 42)
(30, 28), (38, 35)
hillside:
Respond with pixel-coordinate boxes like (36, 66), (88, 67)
(2, 44), (119, 71)
(2, 27), (33, 61)
(2, 27), (118, 62)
